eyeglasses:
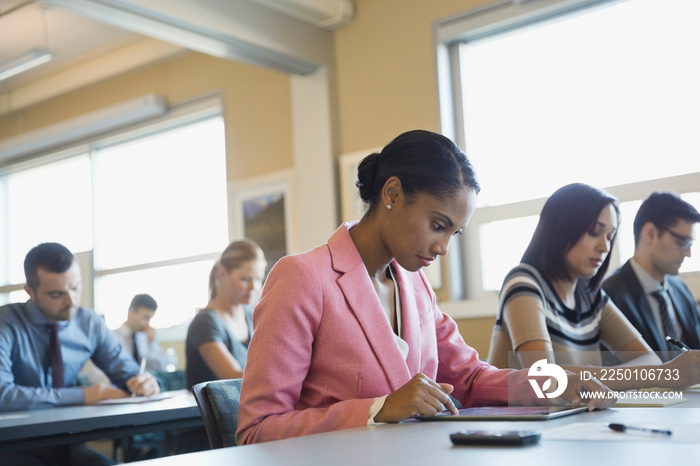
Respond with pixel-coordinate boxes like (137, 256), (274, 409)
(660, 228), (694, 250)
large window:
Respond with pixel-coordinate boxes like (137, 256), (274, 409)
(0, 99), (228, 329)
(93, 116), (228, 328)
(437, 0), (700, 304)
(1, 155), (93, 286)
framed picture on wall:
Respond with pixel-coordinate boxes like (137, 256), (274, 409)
(229, 169), (294, 273)
(339, 149), (443, 291)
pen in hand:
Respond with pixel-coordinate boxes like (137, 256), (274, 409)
(132, 357), (147, 397)
(608, 423), (672, 436)
(665, 336), (691, 352)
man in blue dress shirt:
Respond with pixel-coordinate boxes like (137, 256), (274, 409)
(0, 242), (160, 465)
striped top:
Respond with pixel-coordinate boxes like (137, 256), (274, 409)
(487, 264), (641, 369)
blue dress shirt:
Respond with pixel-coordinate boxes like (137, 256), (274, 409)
(0, 300), (140, 411)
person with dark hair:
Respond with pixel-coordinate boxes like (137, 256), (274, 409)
(603, 191), (700, 360)
(488, 184), (700, 390)
(0, 242), (160, 465)
(114, 293), (166, 371)
(185, 239), (267, 389)
(237, 131), (614, 445)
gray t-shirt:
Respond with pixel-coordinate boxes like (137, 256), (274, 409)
(185, 307), (253, 388)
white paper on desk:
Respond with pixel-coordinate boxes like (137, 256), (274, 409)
(93, 391), (181, 405)
(613, 394), (689, 407)
(543, 422), (700, 443)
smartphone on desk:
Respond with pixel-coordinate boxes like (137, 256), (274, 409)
(450, 430), (541, 446)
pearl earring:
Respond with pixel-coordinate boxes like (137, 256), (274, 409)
(386, 204), (392, 210)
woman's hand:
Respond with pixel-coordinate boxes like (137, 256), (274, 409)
(374, 373), (458, 423)
(561, 373), (617, 411)
(663, 350), (700, 388)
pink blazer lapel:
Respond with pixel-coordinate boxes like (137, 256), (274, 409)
(330, 224), (412, 392)
(337, 267), (412, 391)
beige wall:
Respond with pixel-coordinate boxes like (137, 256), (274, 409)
(333, 0), (494, 354)
(0, 52), (295, 181)
(333, 0), (489, 153)
(456, 316), (496, 360)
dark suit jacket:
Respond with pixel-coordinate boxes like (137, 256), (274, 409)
(603, 260), (700, 354)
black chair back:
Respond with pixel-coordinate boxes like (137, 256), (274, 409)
(192, 378), (242, 449)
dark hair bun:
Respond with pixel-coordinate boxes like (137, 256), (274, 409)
(353, 130), (479, 211)
(355, 151), (381, 203)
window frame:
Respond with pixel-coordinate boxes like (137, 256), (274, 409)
(435, 0), (700, 318)
(0, 95), (227, 331)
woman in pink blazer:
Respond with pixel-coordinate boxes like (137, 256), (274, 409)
(237, 130), (614, 444)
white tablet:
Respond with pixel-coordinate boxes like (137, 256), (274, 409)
(414, 406), (588, 421)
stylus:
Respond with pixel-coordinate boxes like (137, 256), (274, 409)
(608, 423), (672, 436)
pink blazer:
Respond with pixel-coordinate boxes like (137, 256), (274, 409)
(237, 223), (531, 444)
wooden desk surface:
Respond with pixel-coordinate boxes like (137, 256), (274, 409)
(135, 391), (700, 466)
(0, 390), (201, 452)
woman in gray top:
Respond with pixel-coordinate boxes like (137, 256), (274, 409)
(186, 239), (267, 388)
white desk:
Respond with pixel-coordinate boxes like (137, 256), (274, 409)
(0, 390), (201, 453)
(134, 391), (700, 465)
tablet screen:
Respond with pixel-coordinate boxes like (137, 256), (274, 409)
(414, 405), (588, 421)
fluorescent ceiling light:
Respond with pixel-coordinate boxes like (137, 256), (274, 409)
(0, 49), (53, 82)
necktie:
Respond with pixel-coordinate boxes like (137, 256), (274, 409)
(652, 290), (677, 349)
(132, 332), (140, 362)
(49, 323), (65, 388)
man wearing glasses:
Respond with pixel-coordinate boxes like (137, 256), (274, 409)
(604, 191), (700, 361)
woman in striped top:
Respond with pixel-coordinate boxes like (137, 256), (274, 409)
(488, 183), (700, 390)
